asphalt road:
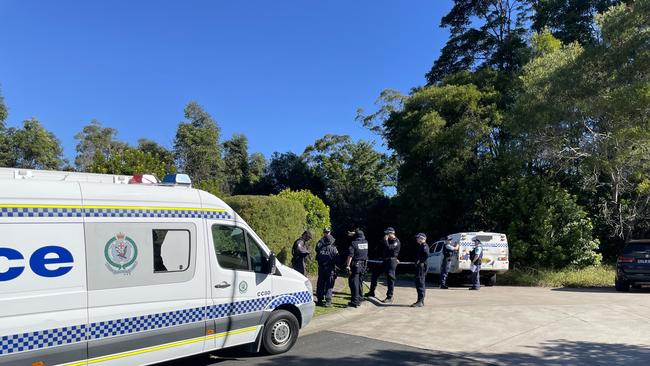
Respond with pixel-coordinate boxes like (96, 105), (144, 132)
(160, 282), (650, 366)
(160, 330), (489, 366)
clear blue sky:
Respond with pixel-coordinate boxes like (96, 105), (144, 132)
(0, 0), (451, 160)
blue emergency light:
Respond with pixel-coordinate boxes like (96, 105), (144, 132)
(161, 174), (192, 186)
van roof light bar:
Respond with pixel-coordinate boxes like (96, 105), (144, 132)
(161, 173), (192, 186)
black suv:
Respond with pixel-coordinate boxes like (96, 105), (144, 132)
(616, 239), (650, 291)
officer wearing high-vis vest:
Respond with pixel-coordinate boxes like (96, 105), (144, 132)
(412, 233), (429, 307)
(366, 227), (400, 304)
(345, 228), (368, 308)
(469, 238), (483, 290)
(440, 237), (459, 289)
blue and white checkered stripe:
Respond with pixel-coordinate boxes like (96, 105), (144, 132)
(0, 207), (83, 218)
(0, 207), (231, 220)
(0, 291), (311, 356)
(460, 242), (508, 247)
(0, 325), (86, 355)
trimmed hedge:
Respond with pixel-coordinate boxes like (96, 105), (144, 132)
(276, 189), (331, 234)
(225, 195), (306, 265)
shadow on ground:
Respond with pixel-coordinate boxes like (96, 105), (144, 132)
(159, 331), (650, 366)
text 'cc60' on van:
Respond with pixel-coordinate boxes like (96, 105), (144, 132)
(0, 168), (315, 366)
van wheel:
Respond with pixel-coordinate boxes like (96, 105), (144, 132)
(615, 279), (630, 292)
(425, 273), (438, 283)
(485, 274), (496, 287)
(262, 310), (299, 355)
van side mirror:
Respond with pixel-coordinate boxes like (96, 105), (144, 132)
(267, 252), (277, 275)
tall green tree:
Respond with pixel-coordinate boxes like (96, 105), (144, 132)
(173, 101), (222, 183)
(90, 147), (167, 178)
(360, 83), (504, 237)
(0, 87), (7, 128)
(0, 88), (9, 166)
(222, 134), (250, 194)
(509, 1), (650, 257)
(426, 0), (531, 84)
(531, 0), (624, 45)
(4, 118), (65, 170)
(303, 134), (395, 233)
(248, 152), (267, 187)
(74, 120), (126, 172)
(137, 138), (175, 174)
(257, 152), (324, 195)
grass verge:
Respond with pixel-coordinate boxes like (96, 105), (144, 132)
(498, 265), (615, 287)
(313, 288), (352, 317)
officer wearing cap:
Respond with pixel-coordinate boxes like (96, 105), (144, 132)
(440, 237), (459, 289)
(292, 230), (312, 276)
(345, 228), (369, 308)
(366, 227), (401, 304)
(469, 238), (483, 290)
(315, 228), (339, 307)
(412, 233), (429, 307)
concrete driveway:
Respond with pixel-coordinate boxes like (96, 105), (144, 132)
(306, 280), (650, 365)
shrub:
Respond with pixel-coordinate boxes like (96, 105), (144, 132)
(487, 177), (601, 268)
(276, 189), (331, 232)
(276, 189), (331, 273)
(225, 195), (307, 266)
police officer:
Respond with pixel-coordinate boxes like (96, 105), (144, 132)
(316, 228), (339, 307)
(469, 238), (483, 290)
(412, 233), (429, 307)
(366, 227), (401, 304)
(345, 228), (368, 308)
(291, 230), (312, 276)
(440, 237), (459, 289)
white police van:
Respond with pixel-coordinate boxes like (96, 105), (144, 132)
(0, 168), (314, 366)
(426, 232), (509, 286)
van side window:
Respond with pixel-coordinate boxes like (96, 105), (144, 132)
(434, 242), (444, 253)
(212, 225), (249, 271)
(246, 234), (269, 273)
(153, 229), (191, 273)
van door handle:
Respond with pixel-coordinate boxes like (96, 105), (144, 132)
(214, 281), (231, 289)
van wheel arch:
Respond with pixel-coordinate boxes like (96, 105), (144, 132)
(274, 303), (302, 327)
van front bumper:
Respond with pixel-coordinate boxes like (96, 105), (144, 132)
(298, 301), (315, 328)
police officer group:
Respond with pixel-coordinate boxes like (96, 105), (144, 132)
(291, 227), (485, 309)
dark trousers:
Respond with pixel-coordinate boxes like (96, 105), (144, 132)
(440, 259), (451, 287)
(470, 264), (481, 289)
(292, 258), (306, 276)
(415, 262), (428, 302)
(369, 258), (398, 297)
(316, 265), (336, 301)
(348, 262), (366, 305)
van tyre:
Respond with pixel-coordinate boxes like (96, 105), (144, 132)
(615, 279), (630, 292)
(485, 274), (497, 287)
(262, 310), (299, 355)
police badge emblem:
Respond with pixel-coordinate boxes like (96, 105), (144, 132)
(105, 232), (138, 274)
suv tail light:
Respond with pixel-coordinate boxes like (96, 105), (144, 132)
(498, 256), (508, 261)
(618, 256), (635, 263)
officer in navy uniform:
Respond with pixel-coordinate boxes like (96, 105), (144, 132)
(292, 230), (312, 275)
(440, 237), (459, 289)
(469, 238), (483, 290)
(366, 227), (401, 304)
(412, 233), (429, 307)
(345, 228), (369, 308)
(315, 228), (339, 307)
